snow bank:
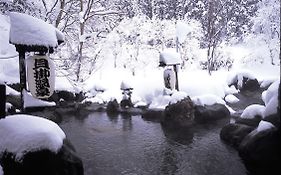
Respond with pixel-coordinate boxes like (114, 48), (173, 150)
(256, 120), (275, 132)
(9, 12), (63, 47)
(225, 94), (239, 104)
(24, 90), (56, 108)
(159, 48), (181, 65)
(0, 114), (66, 160)
(240, 104), (265, 119)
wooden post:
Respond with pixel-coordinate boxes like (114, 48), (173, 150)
(18, 48), (27, 112)
(173, 65), (179, 91)
(0, 84), (6, 118)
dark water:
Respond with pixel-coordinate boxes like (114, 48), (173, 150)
(59, 112), (247, 175)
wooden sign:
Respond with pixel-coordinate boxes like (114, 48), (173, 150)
(26, 55), (55, 99)
(163, 68), (176, 90)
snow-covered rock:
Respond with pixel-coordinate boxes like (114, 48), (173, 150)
(225, 85), (239, 95)
(227, 70), (258, 90)
(240, 104), (265, 119)
(263, 79), (279, 105)
(256, 120), (275, 133)
(9, 12), (64, 47)
(225, 94), (239, 104)
(192, 94), (225, 106)
(0, 114), (66, 160)
(264, 96), (278, 117)
(170, 91), (188, 104)
(159, 48), (181, 66)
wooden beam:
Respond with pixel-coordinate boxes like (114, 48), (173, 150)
(0, 84), (6, 118)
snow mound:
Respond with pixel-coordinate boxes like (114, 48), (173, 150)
(0, 114), (66, 160)
(159, 48), (181, 66)
(256, 120), (275, 132)
(192, 94), (225, 106)
(9, 12), (64, 47)
(24, 90), (56, 108)
(225, 94), (239, 104)
(227, 70), (256, 89)
(240, 104), (265, 119)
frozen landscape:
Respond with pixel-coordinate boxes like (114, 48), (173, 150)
(0, 0), (280, 175)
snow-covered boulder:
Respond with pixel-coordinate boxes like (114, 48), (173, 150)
(192, 94), (225, 106)
(227, 70), (259, 91)
(240, 104), (265, 119)
(238, 121), (280, 175)
(164, 97), (194, 128)
(225, 94), (239, 104)
(0, 114), (83, 175)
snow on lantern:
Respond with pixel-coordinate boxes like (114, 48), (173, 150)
(26, 55), (55, 99)
(9, 12), (64, 111)
(159, 48), (181, 91)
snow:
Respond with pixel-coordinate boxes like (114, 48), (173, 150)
(0, 165), (2, 175)
(225, 85), (239, 95)
(55, 76), (81, 93)
(5, 85), (20, 96)
(120, 80), (133, 90)
(9, 12), (63, 47)
(264, 96), (278, 117)
(5, 102), (12, 112)
(176, 21), (190, 43)
(192, 94), (225, 106)
(23, 90), (56, 108)
(263, 79), (280, 105)
(227, 70), (256, 89)
(0, 14), (17, 59)
(170, 91), (188, 104)
(0, 114), (66, 160)
(240, 104), (265, 119)
(225, 94), (239, 104)
(256, 120), (275, 132)
(159, 48), (181, 66)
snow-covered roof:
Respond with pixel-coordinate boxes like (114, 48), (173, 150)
(0, 114), (66, 160)
(159, 48), (181, 66)
(9, 12), (64, 48)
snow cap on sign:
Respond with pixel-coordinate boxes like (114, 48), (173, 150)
(159, 48), (181, 66)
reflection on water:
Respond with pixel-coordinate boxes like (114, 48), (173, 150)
(59, 112), (247, 175)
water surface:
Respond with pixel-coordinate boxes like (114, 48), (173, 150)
(59, 112), (247, 175)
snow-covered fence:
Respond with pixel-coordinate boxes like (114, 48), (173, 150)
(0, 84), (5, 118)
